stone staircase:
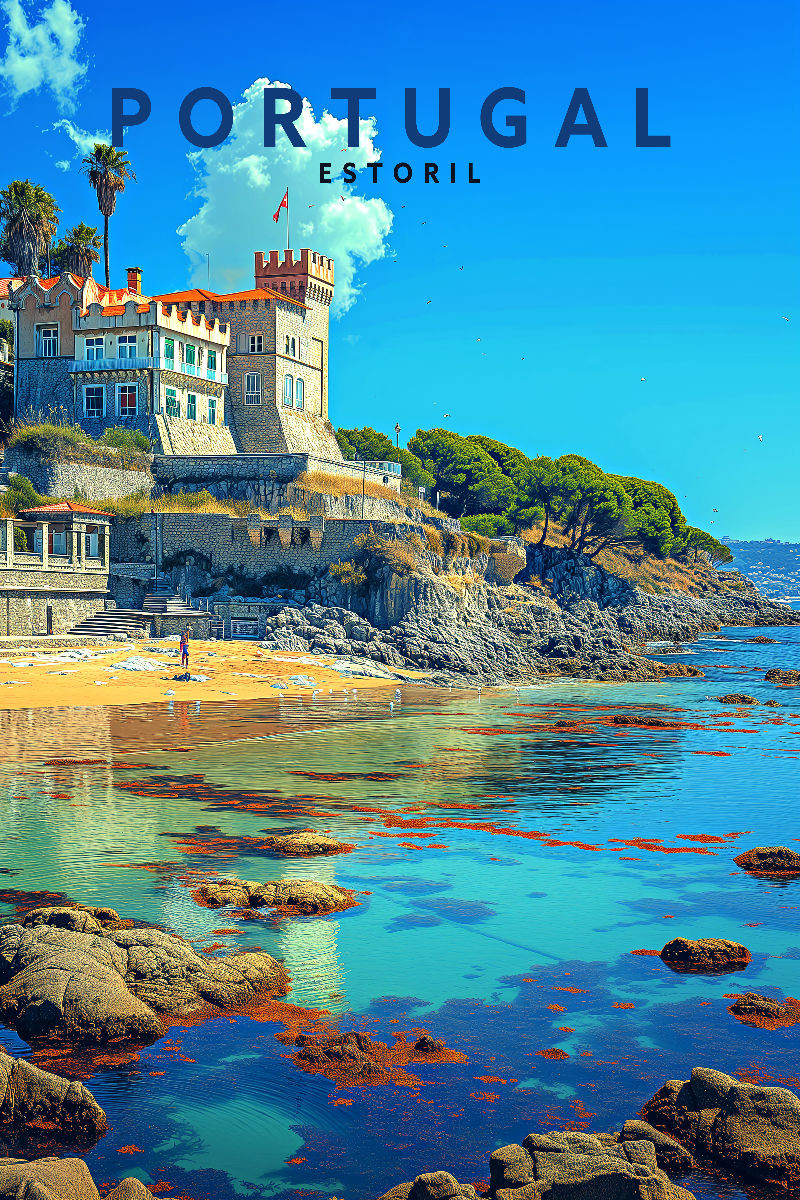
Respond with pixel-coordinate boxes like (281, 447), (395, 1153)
(143, 576), (200, 621)
(69, 607), (152, 638)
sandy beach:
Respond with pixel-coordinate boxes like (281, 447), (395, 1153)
(0, 638), (415, 711)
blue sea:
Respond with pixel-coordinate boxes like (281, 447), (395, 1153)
(1, 622), (799, 1199)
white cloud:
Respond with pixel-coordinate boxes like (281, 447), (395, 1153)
(54, 158), (70, 170)
(0, 0), (86, 110)
(52, 116), (109, 158)
(178, 79), (393, 316)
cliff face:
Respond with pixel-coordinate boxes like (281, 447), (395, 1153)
(256, 544), (798, 684)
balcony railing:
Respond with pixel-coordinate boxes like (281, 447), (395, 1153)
(69, 356), (227, 384)
(360, 460), (402, 475)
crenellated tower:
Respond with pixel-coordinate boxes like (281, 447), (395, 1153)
(254, 248), (334, 306)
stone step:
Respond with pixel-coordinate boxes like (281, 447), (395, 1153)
(69, 608), (152, 637)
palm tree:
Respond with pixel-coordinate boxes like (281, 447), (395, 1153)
(51, 222), (103, 277)
(0, 180), (60, 277)
(80, 144), (136, 288)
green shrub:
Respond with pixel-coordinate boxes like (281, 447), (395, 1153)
(13, 526), (28, 551)
(99, 426), (151, 453)
(461, 513), (513, 539)
(4, 472), (44, 515)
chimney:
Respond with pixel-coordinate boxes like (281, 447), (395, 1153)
(126, 267), (142, 295)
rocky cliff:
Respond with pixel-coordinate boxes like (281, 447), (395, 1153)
(256, 543), (798, 684)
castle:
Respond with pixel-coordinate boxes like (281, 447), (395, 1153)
(8, 248), (373, 468)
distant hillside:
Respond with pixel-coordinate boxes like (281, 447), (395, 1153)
(722, 539), (800, 601)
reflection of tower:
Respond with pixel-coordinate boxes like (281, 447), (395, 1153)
(272, 857), (348, 1014)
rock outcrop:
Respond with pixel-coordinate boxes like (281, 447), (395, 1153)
(733, 845), (800, 875)
(243, 540), (799, 685)
(727, 992), (800, 1028)
(0, 906), (289, 1043)
(260, 829), (354, 857)
(0, 1158), (153, 1199)
(375, 1131), (695, 1200)
(659, 938), (751, 973)
(765, 668), (800, 685)
(618, 1120), (694, 1170)
(0, 1048), (106, 1142)
(640, 1066), (800, 1189)
(714, 694), (759, 705)
(191, 877), (358, 914)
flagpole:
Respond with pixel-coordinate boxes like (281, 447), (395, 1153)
(286, 187), (290, 252)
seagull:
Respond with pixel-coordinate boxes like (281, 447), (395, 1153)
(459, 266), (464, 270)
(782, 315), (790, 321)
(476, 337), (481, 342)
(758, 434), (763, 442)
(640, 377), (646, 382)
(426, 300), (432, 304)
(713, 508), (718, 512)
(308, 204), (314, 208)
(443, 412), (451, 418)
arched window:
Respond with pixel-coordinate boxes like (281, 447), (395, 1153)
(291, 337), (296, 357)
(295, 378), (304, 410)
(283, 375), (293, 406)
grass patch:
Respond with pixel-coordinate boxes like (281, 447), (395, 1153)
(8, 422), (151, 469)
(295, 470), (442, 521)
(99, 489), (265, 519)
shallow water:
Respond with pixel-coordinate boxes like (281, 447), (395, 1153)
(1, 624), (799, 1199)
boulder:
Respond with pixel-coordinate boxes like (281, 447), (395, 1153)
(0, 1158), (153, 1199)
(19, 906), (126, 934)
(748, 636), (778, 643)
(192, 878), (357, 914)
(641, 1066), (800, 1188)
(261, 829), (354, 857)
(733, 845), (800, 874)
(0, 1048), (106, 1142)
(714, 694), (759, 705)
(764, 668), (800, 685)
(0, 907), (289, 1044)
(659, 938), (751, 973)
(727, 992), (800, 1028)
(376, 1132), (695, 1200)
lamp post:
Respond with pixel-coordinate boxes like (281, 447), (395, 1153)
(394, 422), (401, 449)
(361, 457), (366, 520)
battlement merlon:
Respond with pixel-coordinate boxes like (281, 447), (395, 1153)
(254, 249), (335, 304)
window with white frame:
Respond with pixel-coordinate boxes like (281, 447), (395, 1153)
(38, 325), (59, 357)
(117, 334), (137, 359)
(84, 385), (104, 418)
(208, 395), (217, 425)
(164, 337), (174, 362)
(187, 393), (197, 420)
(117, 384), (137, 417)
(165, 388), (179, 417)
(248, 333), (263, 354)
(85, 336), (104, 361)
(185, 344), (196, 367)
(283, 374), (293, 406)
(295, 378), (304, 410)
(245, 373), (261, 404)
(207, 349), (217, 373)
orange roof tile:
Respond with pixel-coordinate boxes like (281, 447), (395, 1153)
(0, 277), (21, 299)
(20, 501), (113, 518)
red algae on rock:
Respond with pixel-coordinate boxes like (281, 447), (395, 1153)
(535, 1048), (570, 1060)
(726, 992), (800, 1029)
(281, 1027), (467, 1089)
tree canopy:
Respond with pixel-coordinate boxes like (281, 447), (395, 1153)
(336, 427), (435, 494)
(407, 428), (515, 517)
(0, 180), (60, 276)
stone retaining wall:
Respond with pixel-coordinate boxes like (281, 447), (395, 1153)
(0, 563), (108, 635)
(152, 452), (401, 502)
(5, 447), (154, 502)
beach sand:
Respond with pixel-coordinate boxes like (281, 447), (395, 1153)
(0, 638), (414, 711)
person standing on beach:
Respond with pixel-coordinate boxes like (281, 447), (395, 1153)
(180, 628), (190, 670)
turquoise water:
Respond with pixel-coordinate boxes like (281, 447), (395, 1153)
(1, 623), (799, 1199)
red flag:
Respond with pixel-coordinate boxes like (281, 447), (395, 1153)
(272, 188), (288, 223)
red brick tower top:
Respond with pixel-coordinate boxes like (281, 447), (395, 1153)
(253, 248), (334, 306)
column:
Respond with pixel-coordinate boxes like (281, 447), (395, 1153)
(40, 522), (49, 569)
(102, 525), (110, 572)
(75, 523), (85, 567)
(5, 519), (13, 567)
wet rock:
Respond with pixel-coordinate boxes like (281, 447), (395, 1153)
(618, 1120), (695, 1170)
(19, 905), (126, 934)
(260, 829), (354, 857)
(192, 877), (358, 914)
(0, 907), (289, 1044)
(764, 699), (782, 707)
(0, 1048), (106, 1141)
(727, 991), (800, 1028)
(748, 636), (778, 643)
(765, 668), (800, 685)
(414, 1033), (445, 1054)
(376, 1131), (695, 1200)
(640, 1066), (800, 1189)
(0, 1158), (152, 1199)
(612, 715), (682, 728)
(293, 1030), (386, 1079)
(659, 937), (751, 973)
(733, 845), (800, 874)
(713, 693), (759, 705)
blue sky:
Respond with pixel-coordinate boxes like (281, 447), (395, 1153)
(1, 0), (798, 539)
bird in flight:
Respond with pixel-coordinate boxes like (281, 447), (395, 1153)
(782, 315), (790, 321)
(426, 300), (432, 305)
(443, 412), (451, 418)
(459, 266), (464, 270)
(758, 434), (763, 442)
(640, 377), (646, 382)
